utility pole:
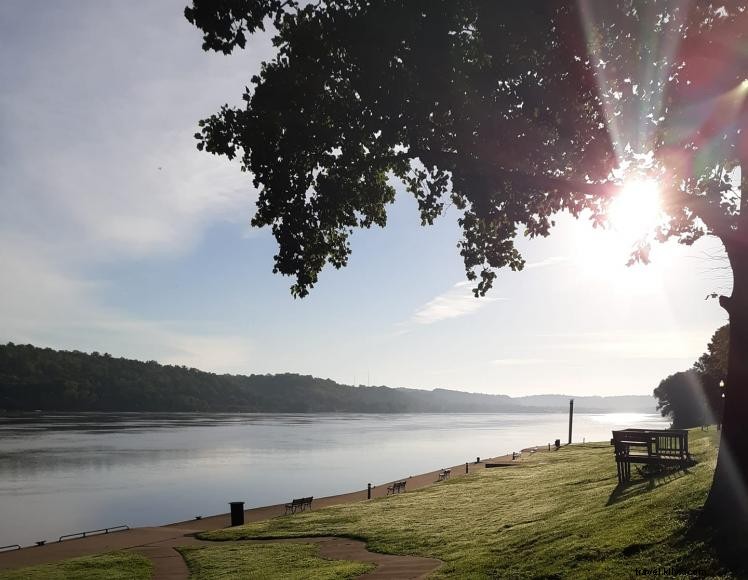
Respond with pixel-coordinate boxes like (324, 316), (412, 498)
(568, 399), (574, 445)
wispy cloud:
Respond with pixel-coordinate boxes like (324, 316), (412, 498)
(391, 257), (563, 335)
(0, 2), (271, 261)
(0, 2), (267, 371)
(524, 256), (569, 269)
(410, 281), (503, 326)
(491, 358), (552, 366)
(538, 331), (707, 360)
(0, 234), (254, 373)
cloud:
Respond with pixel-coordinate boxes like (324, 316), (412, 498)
(0, 1), (272, 262)
(42, 131), (254, 258)
(524, 256), (569, 269)
(0, 2), (269, 371)
(491, 358), (552, 366)
(0, 233), (254, 374)
(410, 281), (503, 325)
(540, 331), (707, 360)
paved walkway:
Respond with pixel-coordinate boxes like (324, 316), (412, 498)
(0, 449), (535, 578)
(131, 536), (442, 580)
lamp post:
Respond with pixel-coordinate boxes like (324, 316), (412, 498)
(719, 379), (726, 430)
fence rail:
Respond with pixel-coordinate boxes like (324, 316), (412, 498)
(58, 525), (130, 543)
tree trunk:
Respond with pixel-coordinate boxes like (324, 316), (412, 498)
(702, 186), (748, 529)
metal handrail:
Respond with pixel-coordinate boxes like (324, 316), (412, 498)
(58, 525), (129, 543)
(0, 544), (21, 552)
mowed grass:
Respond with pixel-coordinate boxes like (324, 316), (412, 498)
(178, 542), (374, 579)
(203, 430), (730, 578)
(0, 551), (151, 580)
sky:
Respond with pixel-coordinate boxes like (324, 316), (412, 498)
(0, 1), (731, 396)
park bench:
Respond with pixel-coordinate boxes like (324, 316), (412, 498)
(284, 496), (313, 515)
(437, 469), (451, 481)
(612, 429), (692, 484)
(387, 480), (406, 495)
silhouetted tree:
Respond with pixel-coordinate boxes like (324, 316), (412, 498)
(654, 325), (728, 428)
(654, 370), (712, 428)
(655, 363), (722, 429)
(695, 325), (730, 382)
(186, 1), (748, 526)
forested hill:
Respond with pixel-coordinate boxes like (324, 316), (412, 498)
(0, 343), (655, 413)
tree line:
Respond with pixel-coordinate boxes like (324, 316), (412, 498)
(0, 343), (656, 414)
(653, 325), (729, 428)
(0, 343), (523, 413)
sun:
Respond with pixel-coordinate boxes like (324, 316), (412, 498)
(608, 179), (663, 239)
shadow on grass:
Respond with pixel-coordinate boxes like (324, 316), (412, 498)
(606, 468), (692, 506)
(663, 508), (748, 578)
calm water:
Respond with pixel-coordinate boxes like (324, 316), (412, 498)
(0, 412), (667, 547)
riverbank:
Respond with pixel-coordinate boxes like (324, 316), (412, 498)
(0, 449), (521, 573)
(3, 411), (668, 549)
(204, 430), (729, 578)
(2, 431), (729, 579)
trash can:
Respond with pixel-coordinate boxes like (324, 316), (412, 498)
(229, 501), (244, 527)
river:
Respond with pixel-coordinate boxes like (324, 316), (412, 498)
(0, 411), (668, 547)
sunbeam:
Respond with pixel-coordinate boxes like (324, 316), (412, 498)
(578, 1), (689, 167)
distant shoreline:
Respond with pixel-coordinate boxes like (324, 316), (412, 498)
(1, 343), (657, 414)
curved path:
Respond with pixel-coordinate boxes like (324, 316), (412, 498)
(131, 534), (442, 579)
(313, 537), (442, 579)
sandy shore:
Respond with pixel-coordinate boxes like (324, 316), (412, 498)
(0, 446), (539, 571)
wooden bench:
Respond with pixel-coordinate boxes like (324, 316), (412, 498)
(612, 429), (692, 484)
(387, 481), (406, 495)
(284, 496), (313, 515)
(437, 469), (451, 481)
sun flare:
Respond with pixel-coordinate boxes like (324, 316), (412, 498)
(608, 179), (663, 239)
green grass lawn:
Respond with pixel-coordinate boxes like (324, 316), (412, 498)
(202, 430), (731, 578)
(0, 551), (151, 580)
(178, 542), (374, 579)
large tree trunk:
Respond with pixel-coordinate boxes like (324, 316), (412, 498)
(702, 182), (748, 529)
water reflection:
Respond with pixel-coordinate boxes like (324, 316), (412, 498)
(0, 412), (667, 547)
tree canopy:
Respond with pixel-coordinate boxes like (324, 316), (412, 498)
(654, 325), (728, 428)
(186, 0), (746, 297)
(0, 342), (511, 412)
(0, 343), (653, 414)
(186, 0), (748, 527)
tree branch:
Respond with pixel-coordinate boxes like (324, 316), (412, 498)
(408, 148), (618, 199)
